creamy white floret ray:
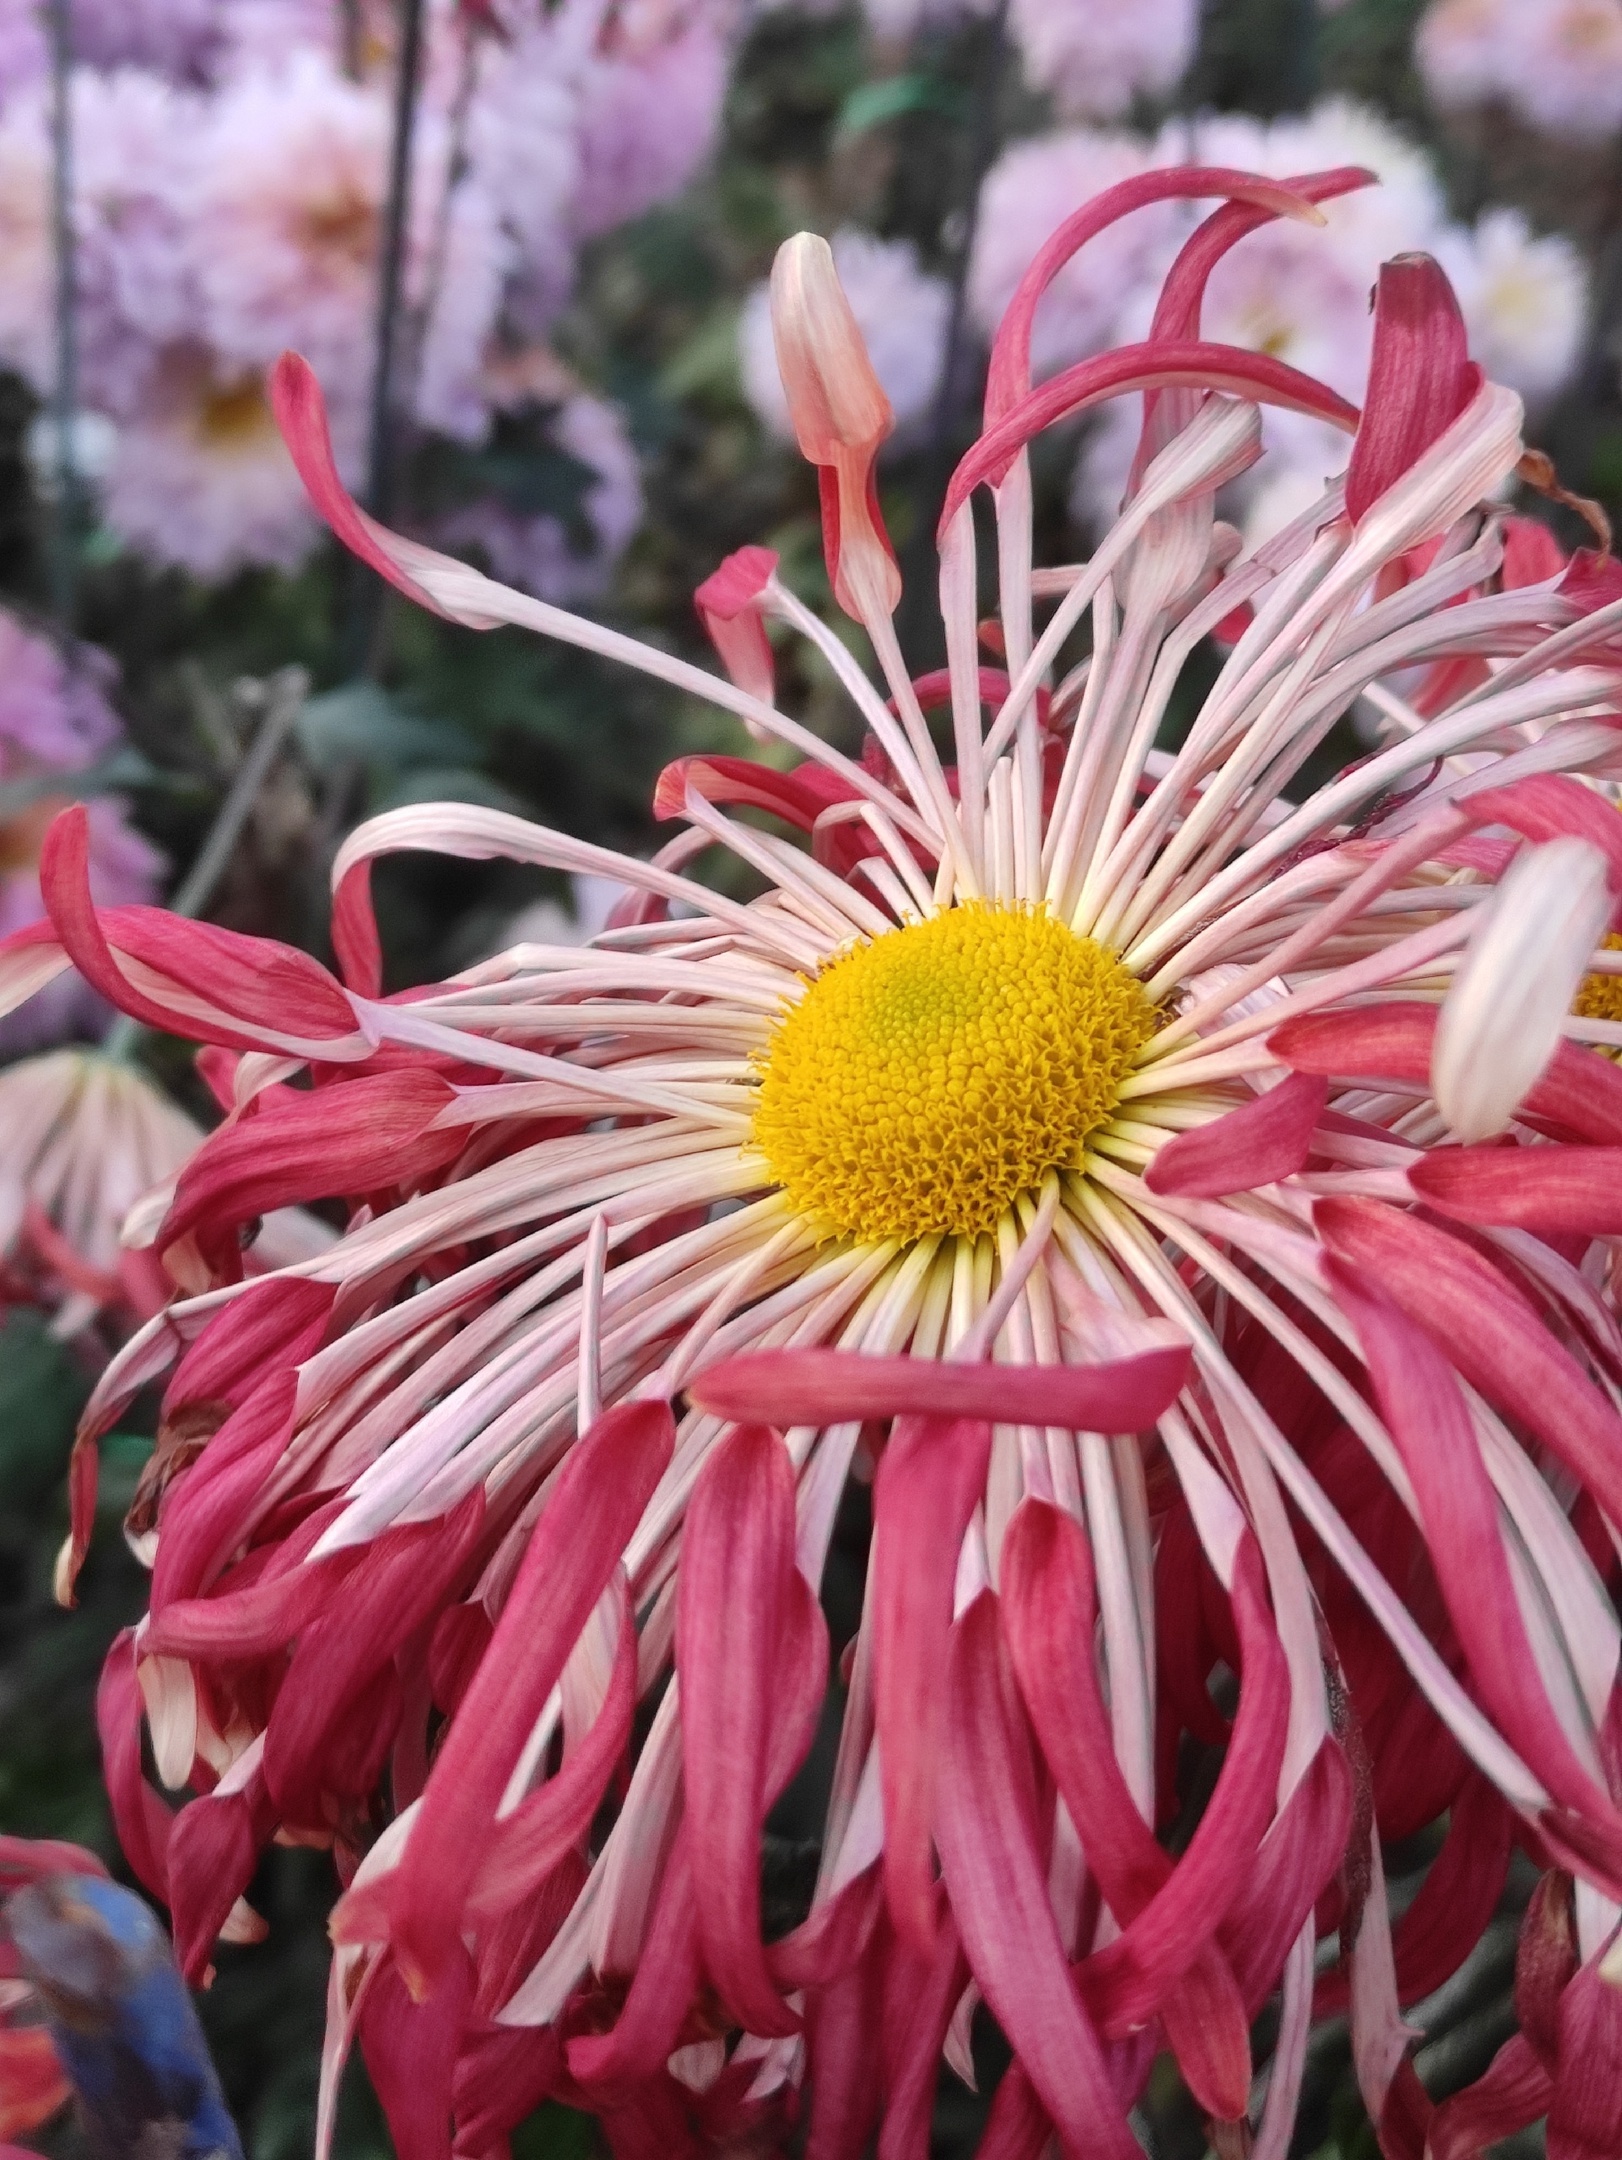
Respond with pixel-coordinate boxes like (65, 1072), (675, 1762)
(19, 194), (1622, 2152)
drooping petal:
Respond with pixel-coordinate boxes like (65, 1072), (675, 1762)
(677, 1421), (809, 2038)
(1316, 1195), (1622, 1540)
(870, 1416), (992, 1953)
(1272, 1002), (1622, 1144)
(934, 1591), (1139, 2160)
(1427, 2034), (1551, 2160)
(943, 340), (1358, 534)
(694, 547), (780, 714)
(1432, 836), (1612, 1142)
(159, 1071), (462, 1279)
(390, 1400), (674, 1994)
(1345, 255), (1478, 523)
(1326, 1253), (1618, 1824)
(1145, 1073), (1327, 1198)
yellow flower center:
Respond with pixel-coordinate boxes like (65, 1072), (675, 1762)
(752, 902), (1153, 1243)
(1575, 931), (1622, 1027)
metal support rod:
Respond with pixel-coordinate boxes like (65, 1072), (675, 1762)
(366, 0), (427, 525)
(44, 0), (78, 651)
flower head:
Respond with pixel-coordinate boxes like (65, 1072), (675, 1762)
(17, 169), (1622, 2157)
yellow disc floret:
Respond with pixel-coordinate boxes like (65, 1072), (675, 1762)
(1575, 931), (1622, 1028)
(751, 902), (1153, 1243)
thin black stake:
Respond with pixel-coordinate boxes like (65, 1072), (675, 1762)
(897, 0), (1012, 664)
(366, 0), (427, 526)
(44, 0), (78, 652)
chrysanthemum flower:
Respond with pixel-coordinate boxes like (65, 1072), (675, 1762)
(18, 171), (1622, 2158)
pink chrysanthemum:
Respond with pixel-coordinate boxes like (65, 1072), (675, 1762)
(191, 50), (497, 414)
(0, 612), (163, 1051)
(100, 343), (356, 579)
(19, 172), (1622, 2160)
(0, 67), (199, 418)
(570, 0), (731, 241)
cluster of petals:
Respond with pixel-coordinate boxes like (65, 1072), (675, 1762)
(970, 100), (1587, 544)
(0, 0), (736, 582)
(20, 164), (1622, 2160)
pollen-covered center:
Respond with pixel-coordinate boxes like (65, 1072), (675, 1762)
(752, 902), (1154, 1243)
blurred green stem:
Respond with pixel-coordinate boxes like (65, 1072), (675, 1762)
(103, 670), (308, 1064)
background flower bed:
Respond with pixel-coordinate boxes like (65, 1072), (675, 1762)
(3, 0), (1618, 2154)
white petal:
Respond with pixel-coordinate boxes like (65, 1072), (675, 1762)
(1432, 835), (1613, 1141)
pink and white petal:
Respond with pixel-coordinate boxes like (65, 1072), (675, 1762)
(1432, 836), (1613, 1141)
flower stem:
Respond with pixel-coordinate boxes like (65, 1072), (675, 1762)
(102, 670), (308, 1063)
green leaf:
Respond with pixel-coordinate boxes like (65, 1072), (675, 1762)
(0, 1310), (90, 1508)
(296, 684), (475, 776)
(834, 72), (966, 138)
(658, 304), (745, 402)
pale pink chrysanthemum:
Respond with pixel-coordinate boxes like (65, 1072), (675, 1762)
(969, 131), (1171, 380)
(0, 69), (200, 417)
(1009, 0), (1198, 119)
(1505, 0), (1622, 141)
(0, 0), (44, 108)
(435, 391), (644, 603)
(100, 344), (360, 580)
(191, 50), (495, 415)
(570, 4), (731, 240)
(741, 227), (951, 440)
(1415, 0), (1518, 111)
(463, 14), (582, 335)
(1418, 0), (1622, 141)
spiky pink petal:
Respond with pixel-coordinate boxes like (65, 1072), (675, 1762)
(935, 1592), (1140, 2160)
(678, 1421), (821, 2038)
(1145, 1072), (1328, 1197)
(691, 1344), (1190, 1430)
(390, 1401), (675, 1995)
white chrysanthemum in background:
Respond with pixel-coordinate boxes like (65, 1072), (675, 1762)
(1417, 0), (1622, 141)
(101, 346), (351, 579)
(1008, 0), (1199, 119)
(1434, 208), (1587, 403)
(1509, 0), (1622, 141)
(1415, 0), (1518, 111)
(968, 131), (1165, 378)
(741, 228), (951, 439)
